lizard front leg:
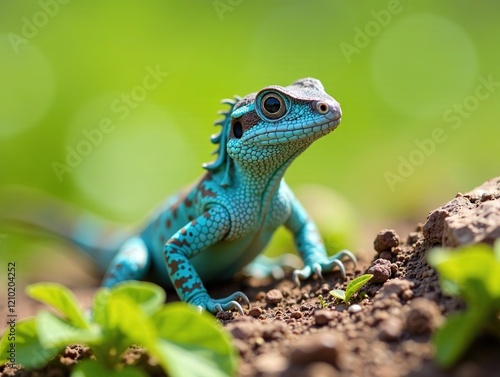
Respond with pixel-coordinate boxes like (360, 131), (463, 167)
(285, 197), (356, 285)
(164, 206), (249, 313)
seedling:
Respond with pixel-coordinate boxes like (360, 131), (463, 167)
(0, 282), (237, 377)
(358, 291), (368, 300)
(329, 274), (373, 305)
(428, 241), (500, 368)
(317, 294), (328, 309)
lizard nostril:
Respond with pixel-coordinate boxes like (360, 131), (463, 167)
(316, 102), (329, 114)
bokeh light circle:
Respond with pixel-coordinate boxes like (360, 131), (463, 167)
(371, 14), (478, 118)
(67, 98), (194, 218)
(0, 33), (55, 138)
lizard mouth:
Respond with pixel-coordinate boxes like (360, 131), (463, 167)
(242, 114), (341, 146)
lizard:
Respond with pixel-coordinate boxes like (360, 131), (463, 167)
(3, 77), (356, 314)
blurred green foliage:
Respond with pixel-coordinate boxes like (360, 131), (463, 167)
(0, 0), (499, 238)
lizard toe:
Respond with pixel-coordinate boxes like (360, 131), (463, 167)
(292, 265), (313, 286)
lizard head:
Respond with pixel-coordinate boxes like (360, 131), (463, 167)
(204, 78), (341, 186)
(229, 77), (341, 148)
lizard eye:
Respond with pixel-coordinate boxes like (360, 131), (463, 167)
(260, 92), (287, 120)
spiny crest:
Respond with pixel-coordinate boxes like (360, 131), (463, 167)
(202, 96), (241, 187)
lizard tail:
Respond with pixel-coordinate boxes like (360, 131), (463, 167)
(0, 186), (133, 271)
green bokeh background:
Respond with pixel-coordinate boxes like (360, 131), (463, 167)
(0, 0), (499, 269)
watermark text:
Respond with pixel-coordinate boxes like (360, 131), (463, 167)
(51, 65), (168, 182)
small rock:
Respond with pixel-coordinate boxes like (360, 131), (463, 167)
(372, 310), (389, 324)
(300, 303), (312, 311)
(281, 362), (340, 377)
(378, 278), (413, 298)
(374, 229), (399, 252)
(255, 291), (266, 301)
(424, 177), (500, 246)
(406, 298), (443, 335)
(392, 246), (403, 255)
(59, 357), (77, 366)
(314, 309), (334, 325)
(378, 318), (403, 342)
(390, 263), (398, 274)
(248, 306), (263, 318)
(304, 362), (340, 377)
(367, 258), (392, 283)
(348, 304), (362, 314)
(443, 200), (500, 247)
(262, 321), (289, 340)
(216, 310), (233, 321)
(64, 346), (79, 358)
(254, 353), (288, 375)
(290, 332), (346, 369)
(226, 316), (261, 340)
(266, 289), (283, 305)
(401, 289), (413, 301)
(290, 311), (303, 319)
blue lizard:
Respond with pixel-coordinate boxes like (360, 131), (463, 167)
(6, 78), (356, 313)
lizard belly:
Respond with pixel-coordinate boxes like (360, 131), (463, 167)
(192, 229), (276, 281)
(148, 225), (277, 288)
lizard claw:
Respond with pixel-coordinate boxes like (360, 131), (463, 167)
(215, 301), (244, 314)
(195, 291), (250, 314)
(292, 249), (357, 285)
(313, 264), (324, 280)
(213, 291), (250, 314)
(292, 265), (312, 286)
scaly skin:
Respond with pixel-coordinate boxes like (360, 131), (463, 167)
(99, 78), (355, 313)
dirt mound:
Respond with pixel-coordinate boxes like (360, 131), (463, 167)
(230, 176), (500, 377)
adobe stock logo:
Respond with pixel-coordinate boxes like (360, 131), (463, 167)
(384, 74), (499, 192)
(340, 0), (413, 63)
(52, 65), (169, 182)
(213, 0), (244, 21)
(7, 0), (72, 53)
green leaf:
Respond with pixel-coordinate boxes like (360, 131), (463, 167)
(428, 246), (494, 286)
(36, 311), (102, 349)
(494, 239), (500, 261)
(345, 274), (373, 302)
(92, 284), (159, 350)
(151, 303), (238, 377)
(91, 289), (159, 364)
(433, 310), (484, 368)
(92, 287), (111, 327)
(429, 246), (498, 368)
(110, 281), (166, 315)
(0, 318), (61, 369)
(72, 360), (148, 377)
(429, 245), (500, 299)
(105, 294), (158, 349)
(329, 289), (346, 303)
(26, 283), (88, 328)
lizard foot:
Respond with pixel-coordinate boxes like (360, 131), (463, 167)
(293, 249), (357, 286)
(194, 291), (251, 314)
